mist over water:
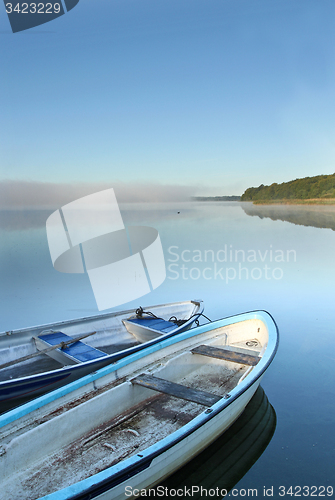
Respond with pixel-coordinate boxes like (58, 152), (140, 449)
(242, 202), (335, 231)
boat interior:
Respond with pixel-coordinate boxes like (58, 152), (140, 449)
(0, 302), (199, 382)
(0, 318), (268, 500)
(0, 334), (140, 382)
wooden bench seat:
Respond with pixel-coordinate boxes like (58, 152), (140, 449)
(131, 373), (221, 406)
(191, 345), (260, 366)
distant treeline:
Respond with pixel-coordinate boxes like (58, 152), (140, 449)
(241, 173), (335, 201)
(192, 196), (241, 201)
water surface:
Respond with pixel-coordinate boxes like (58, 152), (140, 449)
(0, 202), (334, 496)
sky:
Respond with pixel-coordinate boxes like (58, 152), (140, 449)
(1, 0), (335, 203)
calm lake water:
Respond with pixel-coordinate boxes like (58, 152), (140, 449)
(0, 202), (334, 498)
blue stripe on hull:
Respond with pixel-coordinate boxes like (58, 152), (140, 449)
(0, 371), (72, 401)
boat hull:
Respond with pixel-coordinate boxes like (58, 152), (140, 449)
(97, 381), (261, 500)
(158, 385), (276, 495)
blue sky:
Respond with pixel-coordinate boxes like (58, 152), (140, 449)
(1, 0), (335, 199)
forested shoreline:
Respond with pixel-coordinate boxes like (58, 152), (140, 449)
(241, 173), (335, 203)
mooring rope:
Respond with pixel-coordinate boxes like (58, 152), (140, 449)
(135, 307), (212, 327)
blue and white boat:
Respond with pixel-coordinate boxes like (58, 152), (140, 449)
(0, 300), (203, 404)
(0, 310), (278, 500)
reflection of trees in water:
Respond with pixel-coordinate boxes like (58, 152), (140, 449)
(242, 203), (335, 231)
(154, 386), (276, 498)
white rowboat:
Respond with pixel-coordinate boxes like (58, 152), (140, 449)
(0, 300), (203, 404)
(0, 310), (278, 500)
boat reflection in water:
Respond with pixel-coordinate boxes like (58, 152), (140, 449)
(155, 386), (276, 498)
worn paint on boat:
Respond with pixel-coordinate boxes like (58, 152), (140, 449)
(0, 310), (278, 500)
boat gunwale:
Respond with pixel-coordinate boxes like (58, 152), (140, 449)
(0, 300), (201, 337)
(1, 310), (279, 500)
